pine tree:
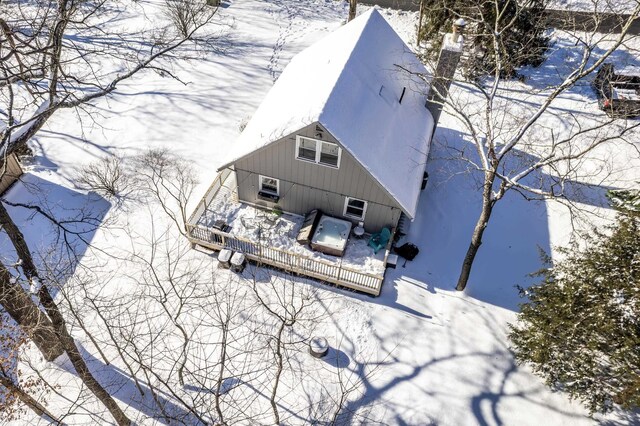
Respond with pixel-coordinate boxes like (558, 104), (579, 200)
(509, 189), (640, 414)
(418, 0), (548, 79)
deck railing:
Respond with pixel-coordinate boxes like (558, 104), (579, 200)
(187, 167), (234, 227)
(186, 170), (391, 296)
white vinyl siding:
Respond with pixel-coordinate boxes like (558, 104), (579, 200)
(233, 122), (404, 231)
(296, 136), (341, 168)
(343, 197), (367, 220)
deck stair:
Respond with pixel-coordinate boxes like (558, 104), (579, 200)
(397, 212), (409, 237)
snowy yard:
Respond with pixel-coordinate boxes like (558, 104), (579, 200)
(2, 0), (640, 424)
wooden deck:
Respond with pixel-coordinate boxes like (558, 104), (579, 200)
(186, 169), (393, 296)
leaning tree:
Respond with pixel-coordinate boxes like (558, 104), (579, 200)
(0, 0), (218, 424)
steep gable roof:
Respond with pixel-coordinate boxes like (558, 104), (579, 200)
(220, 9), (434, 218)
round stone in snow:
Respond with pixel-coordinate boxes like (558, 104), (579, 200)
(309, 336), (329, 358)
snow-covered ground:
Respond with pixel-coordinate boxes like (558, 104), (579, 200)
(549, 0), (639, 14)
(2, 0), (640, 424)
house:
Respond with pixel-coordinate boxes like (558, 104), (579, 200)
(0, 153), (23, 195)
(187, 9), (436, 295)
(217, 8), (434, 233)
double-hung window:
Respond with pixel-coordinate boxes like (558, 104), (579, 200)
(343, 197), (367, 220)
(296, 136), (341, 168)
(297, 137), (317, 161)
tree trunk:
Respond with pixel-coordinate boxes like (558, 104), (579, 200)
(2, 104), (56, 159)
(0, 201), (131, 425)
(456, 175), (495, 291)
(0, 262), (64, 361)
(0, 202), (38, 280)
(37, 285), (132, 426)
(417, 0), (425, 42)
(348, 0), (357, 22)
(0, 373), (61, 423)
(269, 321), (286, 426)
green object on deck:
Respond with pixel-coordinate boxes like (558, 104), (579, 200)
(368, 227), (391, 254)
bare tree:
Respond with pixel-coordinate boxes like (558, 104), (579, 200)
(165, 0), (218, 38)
(250, 275), (323, 425)
(0, 1), (218, 422)
(348, 0), (357, 22)
(0, 314), (61, 423)
(0, 0), (218, 158)
(421, 2), (640, 290)
(135, 149), (198, 236)
(75, 156), (132, 202)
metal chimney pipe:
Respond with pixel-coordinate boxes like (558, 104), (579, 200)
(452, 18), (467, 38)
(425, 18), (466, 130)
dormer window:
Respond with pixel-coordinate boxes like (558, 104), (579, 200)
(296, 136), (341, 168)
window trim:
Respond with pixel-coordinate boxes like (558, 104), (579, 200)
(295, 136), (341, 169)
(259, 175), (280, 196)
(343, 197), (368, 220)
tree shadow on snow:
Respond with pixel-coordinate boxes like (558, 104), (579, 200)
(598, 408), (640, 426)
(323, 297), (600, 426)
(55, 343), (203, 425)
(380, 125), (616, 313)
(0, 173), (111, 294)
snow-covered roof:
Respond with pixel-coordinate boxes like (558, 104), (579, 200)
(220, 9), (434, 219)
(616, 66), (640, 76)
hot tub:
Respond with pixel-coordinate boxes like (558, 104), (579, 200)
(310, 215), (352, 257)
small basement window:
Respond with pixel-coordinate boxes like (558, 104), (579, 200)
(296, 136), (341, 168)
(259, 175), (279, 195)
(343, 197), (367, 220)
(259, 175), (280, 199)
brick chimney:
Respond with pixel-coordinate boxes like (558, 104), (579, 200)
(426, 18), (466, 128)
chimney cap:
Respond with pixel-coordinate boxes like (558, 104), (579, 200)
(454, 18), (467, 27)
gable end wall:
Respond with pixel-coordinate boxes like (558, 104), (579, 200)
(231, 122), (405, 232)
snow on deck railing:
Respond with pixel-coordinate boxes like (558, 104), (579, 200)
(187, 224), (385, 295)
(187, 168), (233, 226)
